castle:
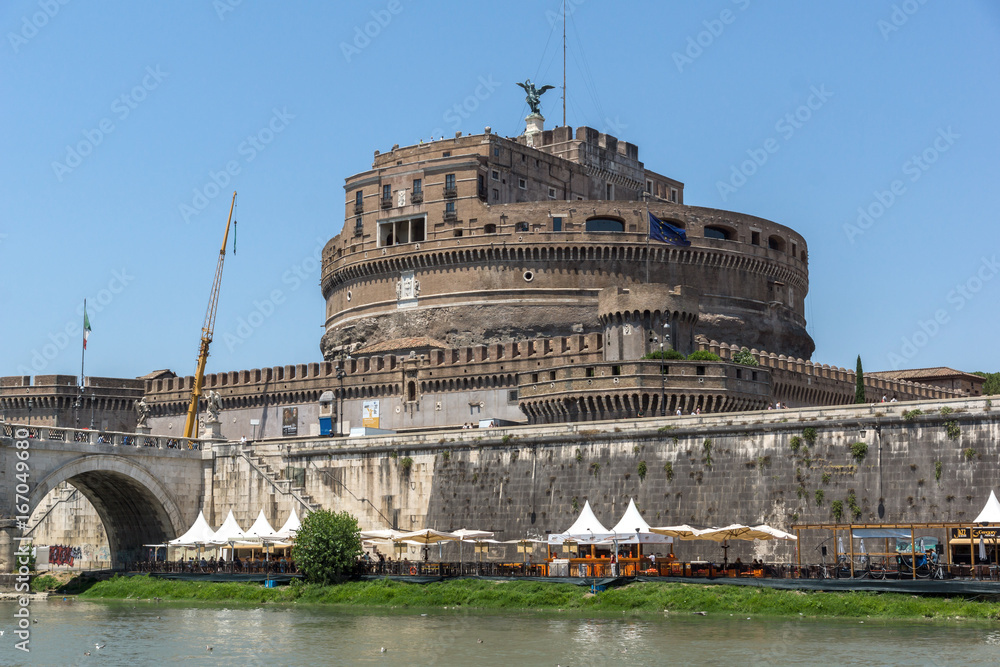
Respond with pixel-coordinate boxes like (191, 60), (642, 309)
(1, 120), (981, 440)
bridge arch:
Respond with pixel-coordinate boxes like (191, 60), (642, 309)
(30, 455), (187, 568)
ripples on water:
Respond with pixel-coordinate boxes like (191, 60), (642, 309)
(0, 599), (996, 666)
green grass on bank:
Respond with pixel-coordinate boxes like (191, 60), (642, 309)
(72, 576), (1000, 621)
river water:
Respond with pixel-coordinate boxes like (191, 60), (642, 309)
(0, 598), (998, 666)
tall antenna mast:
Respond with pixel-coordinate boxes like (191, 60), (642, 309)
(562, 0), (567, 127)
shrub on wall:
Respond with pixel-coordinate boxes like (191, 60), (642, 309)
(849, 441), (868, 462)
(802, 427), (818, 446)
(643, 349), (685, 360)
(664, 461), (674, 481)
(733, 347), (758, 366)
(789, 436), (802, 453)
(400, 457), (413, 474)
(637, 460), (648, 480)
(831, 500), (844, 522)
(687, 350), (721, 361)
(944, 421), (961, 440)
(935, 460), (942, 482)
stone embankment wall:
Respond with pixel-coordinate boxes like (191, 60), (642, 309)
(209, 395), (998, 564)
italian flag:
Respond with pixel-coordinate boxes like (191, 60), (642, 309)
(83, 305), (92, 350)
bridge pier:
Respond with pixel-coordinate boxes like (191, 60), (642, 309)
(0, 519), (18, 573)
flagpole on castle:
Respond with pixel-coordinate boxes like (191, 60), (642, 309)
(644, 196), (651, 284)
(80, 298), (87, 389)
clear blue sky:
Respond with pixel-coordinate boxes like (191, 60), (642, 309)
(2, 0), (998, 382)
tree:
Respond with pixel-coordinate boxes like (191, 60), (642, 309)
(687, 350), (722, 361)
(974, 371), (1000, 395)
(855, 355), (866, 404)
(733, 347), (758, 366)
(291, 509), (363, 585)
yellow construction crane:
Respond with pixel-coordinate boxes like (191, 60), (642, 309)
(183, 191), (237, 438)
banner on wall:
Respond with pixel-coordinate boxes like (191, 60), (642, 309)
(362, 399), (380, 428)
(282, 407), (299, 436)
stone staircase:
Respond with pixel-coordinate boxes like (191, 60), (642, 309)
(241, 449), (320, 513)
(24, 483), (79, 536)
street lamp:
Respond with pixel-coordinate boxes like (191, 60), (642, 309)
(336, 349), (350, 437)
(648, 322), (671, 417)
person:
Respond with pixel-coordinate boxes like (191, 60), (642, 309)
(610, 551), (618, 577)
(890, 395), (898, 402)
(675, 408), (682, 416)
(240, 435), (247, 446)
(881, 395), (887, 403)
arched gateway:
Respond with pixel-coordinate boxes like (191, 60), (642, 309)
(0, 423), (206, 571)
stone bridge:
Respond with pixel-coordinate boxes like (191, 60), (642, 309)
(0, 423), (209, 570)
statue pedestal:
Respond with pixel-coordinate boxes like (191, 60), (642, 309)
(525, 113), (544, 147)
(202, 418), (225, 441)
(136, 425), (151, 435)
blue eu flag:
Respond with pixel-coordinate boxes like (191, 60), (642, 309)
(649, 212), (691, 246)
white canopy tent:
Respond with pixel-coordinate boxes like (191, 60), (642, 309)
(548, 500), (613, 544)
(168, 510), (217, 547)
(211, 510), (247, 544)
(274, 509), (302, 541)
(973, 490), (1000, 524)
(601, 499), (673, 545)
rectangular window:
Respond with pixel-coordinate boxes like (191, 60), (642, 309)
(355, 190), (363, 206)
(521, 154), (526, 162)
(751, 231), (761, 246)
(354, 217), (363, 235)
(585, 368), (595, 378)
(518, 178), (526, 189)
(696, 366), (706, 376)
(382, 184), (391, 200)
(445, 201), (456, 213)
(492, 188), (499, 200)
(645, 180), (653, 194)
(549, 371), (556, 381)
(442, 151), (451, 157)
(531, 373), (539, 383)
(606, 183), (614, 199)
(735, 368), (742, 380)
(670, 188), (678, 203)
(548, 187), (556, 200)
(516, 221), (528, 232)
(552, 216), (562, 232)
(612, 365), (621, 376)
(508, 389), (518, 402)
(492, 169), (500, 181)
(445, 174), (455, 189)
(453, 229), (463, 237)
(493, 147), (500, 157)
(413, 178), (422, 194)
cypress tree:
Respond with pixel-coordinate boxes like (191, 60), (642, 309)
(855, 355), (866, 403)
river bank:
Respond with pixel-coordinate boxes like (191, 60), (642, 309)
(69, 575), (1000, 621)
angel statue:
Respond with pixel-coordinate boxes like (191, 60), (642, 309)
(517, 79), (555, 115)
(134, 397), (151, 428)
(205, 390), (223, 422)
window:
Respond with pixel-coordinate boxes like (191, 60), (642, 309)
(751, 231), (761, 246)
(442, 151), (451, 157)
(735, 368), (742, 380)
(518, 178), (526, 189)
(703, 226), (733, 241)
(697, 366), (706, 376)
(585, 368), (595, 378)
(768, 235), (786, 252)
(445, 174), (455, 189)
(492, 169), (500, 181)
(379, 215), (426, 247)
(670, 188), (678, 203)
(612, 365), (621, 376)
(492, 188), (499, 200)
(531, 373), (539, 383)
(606, 183), (614, 199)
(354, 217), (363, 235)
(585, 217), (625, 233)
(521, 154), (526, 162)
(453, 229), (463, 237)
(484, 223), (497, 234)
(355, 190), (362, 206)
(382, 184), (391, 200)
(407, 380), (416, 402)
(549, 371), (556, 380)
(445, 202), (456, 214)
(508, 389), (518, 402)
(552, 216), (562, 232)
(646, 180), (653, 194)
(515, 221), (528, 232)
(413, 179), (422, 194)
(493, 147), (500, 157)
(548, 187), (556, 200)
(791, 242), (797, 257)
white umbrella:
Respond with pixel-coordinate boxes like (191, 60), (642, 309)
(649, 524), (703, 540)
(452, 529), (494, 572)
(979, 534), (987, 563)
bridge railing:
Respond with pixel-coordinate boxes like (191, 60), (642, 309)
(1, 423), (204, 452)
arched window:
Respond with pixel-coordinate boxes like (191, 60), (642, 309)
(703, 225), (733, 241)
(768, 235), (786, 252)
(407, 380), (416, 402)
(585, 217), (624, 233)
